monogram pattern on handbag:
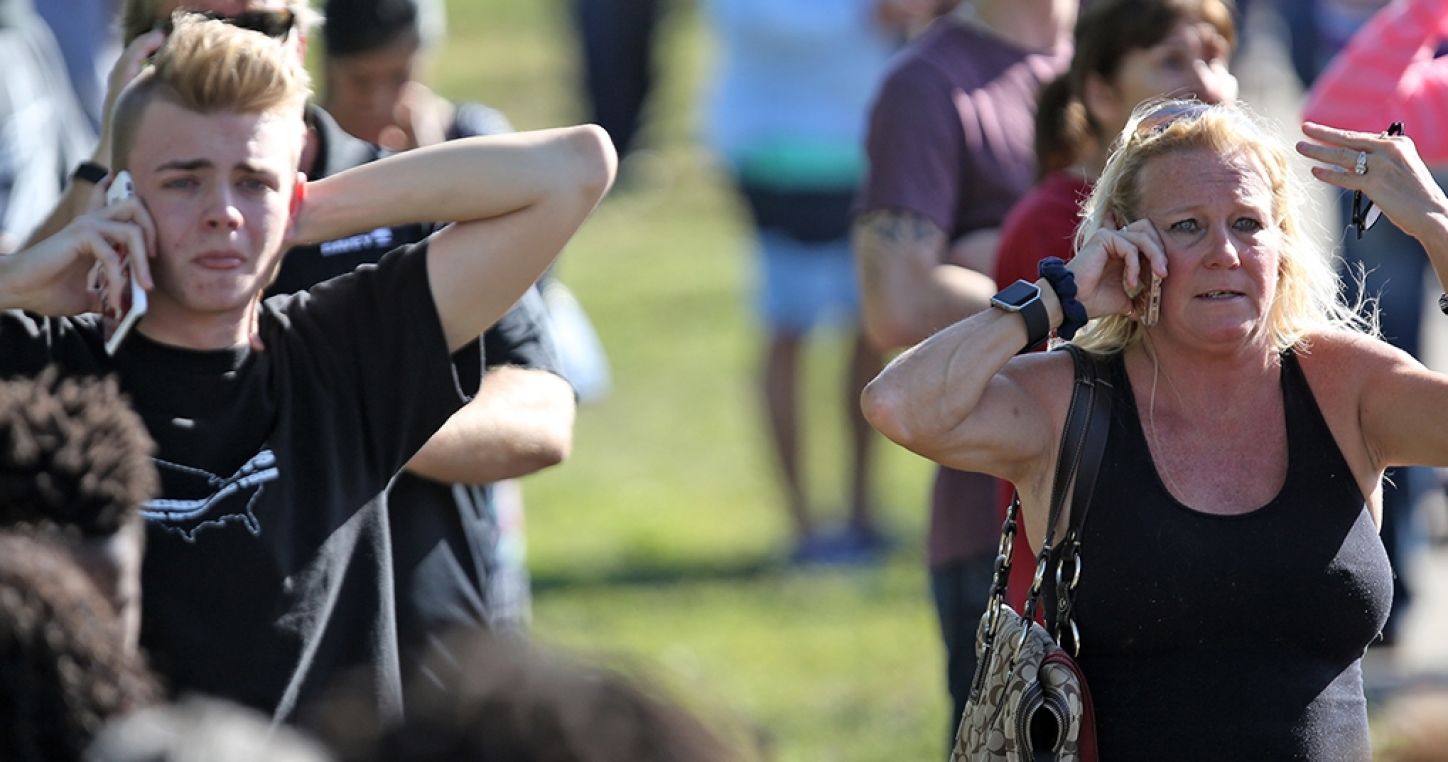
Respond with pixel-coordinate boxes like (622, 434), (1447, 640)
(948, 346), (1108, 762)
(951, 609), (1088, 761)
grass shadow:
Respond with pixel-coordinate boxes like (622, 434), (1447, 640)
(530, 552), (901, 593)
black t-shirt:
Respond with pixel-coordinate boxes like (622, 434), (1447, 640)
(270, 105), (562, 690)
(0, 243), (467, 722)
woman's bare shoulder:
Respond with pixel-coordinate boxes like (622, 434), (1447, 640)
(1299, 329), (1417, 372)
(1295, 329), (1423, 420)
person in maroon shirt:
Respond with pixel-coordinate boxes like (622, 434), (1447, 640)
(851, 0), (1073, 744)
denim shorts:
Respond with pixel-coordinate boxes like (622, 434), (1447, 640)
(754, 231), (861, 333)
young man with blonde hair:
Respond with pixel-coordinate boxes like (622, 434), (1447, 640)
(42, 0), (581, 703)
(0, 15), (614, 722)
(25, 0), (319, 249)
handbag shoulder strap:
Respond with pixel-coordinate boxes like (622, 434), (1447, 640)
(1037, 346), (1110, 558)
(969, 345), (1115, 698)
(1032, 345), (1113, 640)
(1065, 347), (1113, 539)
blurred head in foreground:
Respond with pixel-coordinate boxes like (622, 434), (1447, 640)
(317, 630), (743, 762)
(0, 532), (161, 762)
(0, 369), (158, 653)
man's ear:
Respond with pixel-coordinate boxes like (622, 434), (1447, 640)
(284, 172), (307, 244)
(290, 173), (306, 216)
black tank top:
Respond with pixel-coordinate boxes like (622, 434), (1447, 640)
(1073, 349), (1392, 761)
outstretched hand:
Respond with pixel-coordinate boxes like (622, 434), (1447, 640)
(0, 189), (155, 317)
(1296, 121), (1448, 244)
(1067, 218), (1169, 320)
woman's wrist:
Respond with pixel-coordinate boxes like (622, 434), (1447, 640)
(1419, 210), (1448, 273)
(1035, 277), (1064, 331)
(1037, 257), (1088, 340)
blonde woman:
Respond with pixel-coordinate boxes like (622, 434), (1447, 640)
(862, 99), (1448, 757)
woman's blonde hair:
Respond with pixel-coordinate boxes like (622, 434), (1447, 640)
(111, 13), (312, 170)
(1070, 99), (1374, 354)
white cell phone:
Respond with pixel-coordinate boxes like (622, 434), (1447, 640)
(94, 170), (148, 355)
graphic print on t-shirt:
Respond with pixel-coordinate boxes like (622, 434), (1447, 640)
(142, 449), (279, 541)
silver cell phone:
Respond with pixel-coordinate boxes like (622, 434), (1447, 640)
(93, 170), (148, 355)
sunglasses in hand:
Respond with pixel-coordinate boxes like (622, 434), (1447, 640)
(1352, 121), (1404, 240)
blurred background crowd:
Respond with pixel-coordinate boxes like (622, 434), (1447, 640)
(4, 0), (1448, 759)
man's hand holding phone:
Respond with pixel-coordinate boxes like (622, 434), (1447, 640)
(0, 173), (154, 327)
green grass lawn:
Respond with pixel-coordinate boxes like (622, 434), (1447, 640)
(421, 1), (951, 759)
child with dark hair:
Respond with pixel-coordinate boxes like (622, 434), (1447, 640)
(321, 0), (509, 150)
(0, 532), (161, 762)
(316, 0), (587, 689)
(0, 369), (157, 654)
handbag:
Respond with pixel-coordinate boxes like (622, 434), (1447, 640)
(951, 345), (1111, 762)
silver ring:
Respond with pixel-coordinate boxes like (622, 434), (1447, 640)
(1354, 150), (1369, 176)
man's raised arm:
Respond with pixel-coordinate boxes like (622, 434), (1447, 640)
(293, 125), (616, 352)
(404, 366), (575, 484)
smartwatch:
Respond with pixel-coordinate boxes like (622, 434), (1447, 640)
(991, 279), (1050, 351)
(71, 160), (109, 186)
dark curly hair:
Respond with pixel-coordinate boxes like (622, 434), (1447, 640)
(0, 532), (162, 762)
(0, 369), (157, 538)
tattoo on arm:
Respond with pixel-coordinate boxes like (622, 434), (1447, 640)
(853, 209), (951, 347)
(857, 209), (943, 245)
(854, 209), (947, 281)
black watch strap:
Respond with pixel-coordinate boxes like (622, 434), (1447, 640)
(1019, 298), (1050, 350)
(71, 161), (109, 186)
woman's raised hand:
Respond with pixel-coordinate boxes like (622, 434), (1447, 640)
(1297, 121), (1448, 244)
(1068, 218), (1169, 320)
